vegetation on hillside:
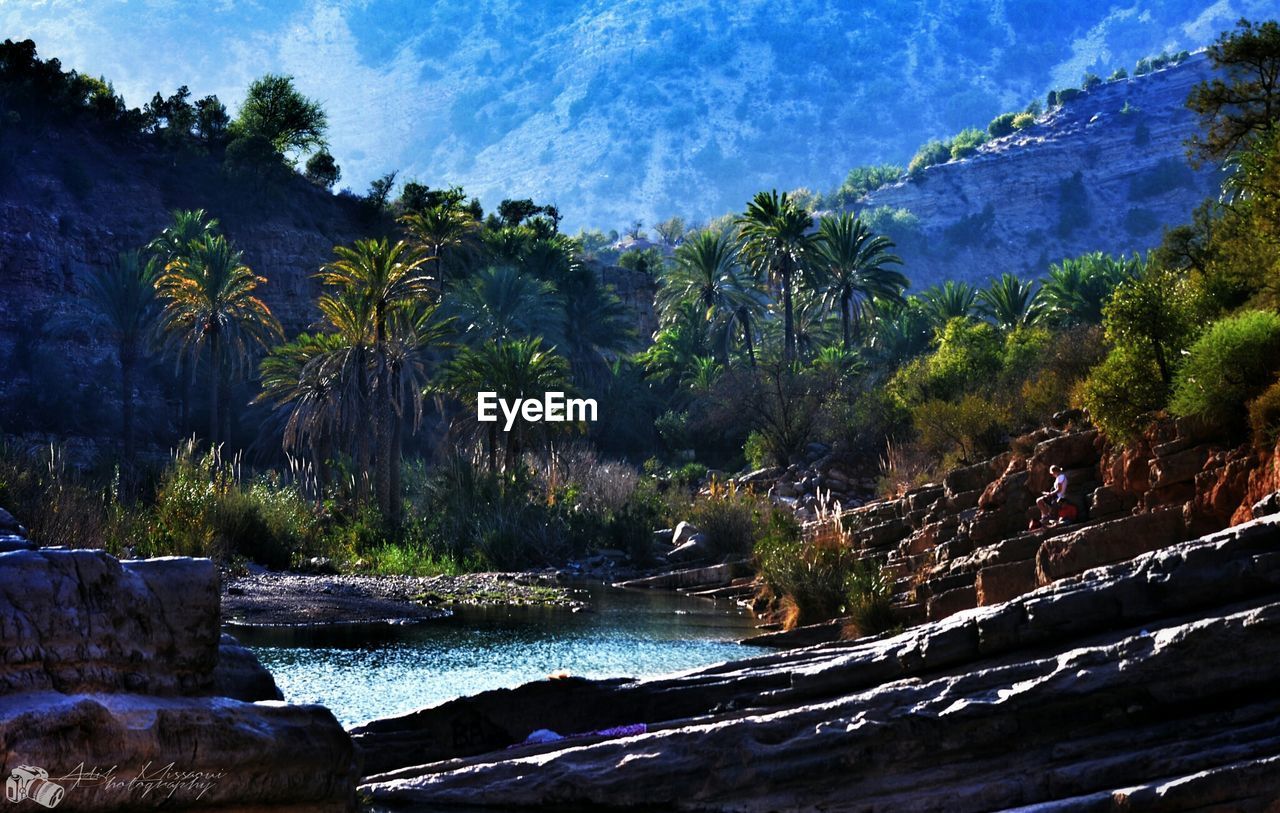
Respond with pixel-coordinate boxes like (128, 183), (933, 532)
(1, 19), (1279, 606)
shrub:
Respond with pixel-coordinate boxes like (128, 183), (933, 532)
(1248, 381), (1280, 446)
(1080, 347), (1166, 439)
(744, 430), (769, 469)
(1170, 311), (1280, 432)
(1057, 87), (1083, 103)
(828, 164), (903, 206)
(1011, 112), (1036, 130)
(988, 112), (1017, 138)
(754, 517), (849, 628)
(844, 561), (897, 639)
(1082, 72), (1102, 91)
(949, 127), (987, 160)
(908, 139), (951, 176)
(1109, 67), (1129, 81)
(912, 393), (1009, 467)
(689, 487), (762, 559)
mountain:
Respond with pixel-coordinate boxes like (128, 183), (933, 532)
(852, 53), (1221, 290)
(3, 0), (1274, 231)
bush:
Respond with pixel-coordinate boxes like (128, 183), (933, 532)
(1082, 72), (1102, 91)
(1170, 311), (1280, 432)
(912, 393), (1008, 467)
(949, 127), (987, 160)
(744, 430), (769, 470)
(1080, 347), (1166, 439)
(908, 139), (951, 176)
(1057, 87), (1083, 104)
(988, 112), (1017, 138)
(1248, 381), (1280, 446)
(689, 487), (763, 559)
(1011, 112), (1036, 130)
(1109, 67), (1129, 81)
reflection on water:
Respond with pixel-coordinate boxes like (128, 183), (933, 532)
(233, 582), (762, 728)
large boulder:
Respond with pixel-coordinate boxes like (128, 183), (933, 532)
(0, 548), (357, 811)
(1035, 506), (1184, 585)
(363, 515), (1280, 811)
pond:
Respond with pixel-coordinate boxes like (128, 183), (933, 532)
(232, 582), (765, 728)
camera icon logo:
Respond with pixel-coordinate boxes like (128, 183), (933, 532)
(5, 766), (64, 808)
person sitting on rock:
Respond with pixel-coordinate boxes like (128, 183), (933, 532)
(1037, 465), (1068, 526)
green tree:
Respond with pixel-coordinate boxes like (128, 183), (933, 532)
(440, 338), (572, 471)
(316, 238), (436, 522)
(977, 273), (1044, 330)
(83, 250), (160, 465)
(1170, 310), (1280, 431)
(1103, 263), (1202, 389)
(658, 230), (764, 364)
(812, 213), (907, 350)
(919, 280), (978, 331)
(400, 202), (481, 292)
(155, 235), (283, 446)
(444, 265), (565, 347)
(234, 74), (328, 158)
(1040, 252), (1138, 326)
(304, 151), (341, 189)
(737, 190), (813, 362)
(1187, 19), (1280, 163)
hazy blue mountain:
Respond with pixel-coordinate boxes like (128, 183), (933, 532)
(3, 0), (1272, 230)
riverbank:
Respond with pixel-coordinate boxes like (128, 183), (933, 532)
(222, 569), (583, 627)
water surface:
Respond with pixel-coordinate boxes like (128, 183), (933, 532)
(234, 582), (762, 728)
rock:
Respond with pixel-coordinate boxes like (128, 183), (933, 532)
(976, 560), (1037, 606)
(943, 457), (1000, 499)
(0, 549), (357, 811)
(301, 556), (340, 575)
(215, 634), (284, 701)
(1148, 443), (1217, 490)
(666, 534), (710, 563)
(737, 467), (781, 485)
(1035, 506), (1184, 585)
(671, 521), (701, 547)
(0, 506), (27, 535)
(1028, 429), (1100, 491)
(362, 513), (1280, 811)
(1254, 491), (1280, 519)
(926, 584), (977, 621)
(613, 562), (748, 590)
(652, 528), (674, 545)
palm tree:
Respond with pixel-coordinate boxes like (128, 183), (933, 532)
(638, 303), (712, 386)
(977, 273), (1045, 330)
(156, 234), (282, 446)
(315, 238), (435, 521)
(1040, 252), (1139, 326)
(812, 213), (907, 350)
(444, 265), (566, 347)
(867, 297), (932, 367)
(558, 266), (635, 385)
(257, 331), (350, 487)
(399, 203), (480, 293)
(658, 230), (765, 364)
(147, 209), (220, 431)
(83, 250), (160, 465)
(919, 280), (978, 331)
(440, 337), (571, 471)
(737, 190), (814, 362)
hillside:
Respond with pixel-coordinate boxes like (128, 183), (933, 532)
(4, 0), (1276, 230)
(854, 53), (1222, 289)
(0, 118), (370, 439)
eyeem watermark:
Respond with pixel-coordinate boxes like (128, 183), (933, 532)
(476, 392), (597, 431)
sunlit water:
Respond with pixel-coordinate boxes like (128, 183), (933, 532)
(233, 583), (764, 728)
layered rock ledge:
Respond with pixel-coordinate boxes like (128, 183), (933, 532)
(359, 513), (1280, 811)
(0, 546), (357, 812)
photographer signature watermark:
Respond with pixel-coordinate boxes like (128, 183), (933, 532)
(5, 762), (224, 807)
(477, 391), (598, 431)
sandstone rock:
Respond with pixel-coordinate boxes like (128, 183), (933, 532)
(0, 550), (219, 695)
(926, 584), (977, 622)
(214, 634), (284, 702)
(0, 549), (357, 811)
(1148, 443), (1217, 490)
(364, 513), (1280, 812)
(1028, 429), (1099, 491)
(976, 560), (1037, 606)
(1035, 506), (1184, 585)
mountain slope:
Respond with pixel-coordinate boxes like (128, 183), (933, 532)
(4, 0), (1274, 230)
(855, 53), (1221, 289)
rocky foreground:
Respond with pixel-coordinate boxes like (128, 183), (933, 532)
(0, 507), (356, 811)
(358, 508), (1280, 811)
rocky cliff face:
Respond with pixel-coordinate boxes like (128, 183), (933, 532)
(0, 516), (357, 812)
(858, 54), (1222, 289)
(358, 512), (1280, 811)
